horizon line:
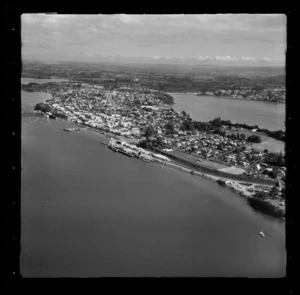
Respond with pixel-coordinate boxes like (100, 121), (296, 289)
(22, 58), (285, 68)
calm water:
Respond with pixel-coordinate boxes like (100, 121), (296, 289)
(21, 91), (52, 113)
(21, 85), (286, 277)
(172, 93), (285, 131)
(22, 77), (69, 84)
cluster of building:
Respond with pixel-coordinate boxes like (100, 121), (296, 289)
(176, 133), (246, 158)
(25, 81), (286, 185)
(22, 78), (287, 217)
(108, 139), (170, 163)
(198, 86), (286, 103)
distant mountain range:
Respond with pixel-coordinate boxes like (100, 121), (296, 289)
(23, 55), (285, 68)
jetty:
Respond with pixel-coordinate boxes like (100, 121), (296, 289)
(107, 138), (170, 164)
(63, 128), (80, 132)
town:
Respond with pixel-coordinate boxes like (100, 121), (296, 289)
(22, 80), (286, 218)
(197, 86), (285, 103)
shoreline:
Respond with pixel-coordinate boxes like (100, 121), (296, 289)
(23, 112), (284, 220)
(168, 92), (285, 104)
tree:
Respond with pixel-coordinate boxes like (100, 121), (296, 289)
(156, 137), (165, 148)
(165, 122), (175, 134)
(144, 125), (155, 138)
(270, 185), (280, 198)
(34, 103), (52, 113)
(268, 170), (278, 179)
(218, 143), (225, 150)
(181, 120), (194, 131)
(240, 134), (246, 140)
(247, 135), (262, 143)
(211, 117), (222, 128)
(253, 191), (269, 200)
(264, 152), (285, 166)
(216, 128), (226, 136)
(264, 149), (269, 154)
(281, 189), (286, 199)
(138, 139), (149, 149)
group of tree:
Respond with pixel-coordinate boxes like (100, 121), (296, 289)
(137, 136), (165, 150)
(258, 129), (285, 141)
(220, 119), (285, 142)
(34, 103), (52, 113)
(248, 193), (284, 217)
(153, 92), (174, 105)
(210, 117), (222, 128)
(247, 135), (262, 143)
(220, 120), (259, 131)
(264, 152), (285, 166)
(180, 120), (195, 131)
(165, 122), (175, 134)
(262, 168), (278, 179)
(144, 125), (156, 138)
(214, 128), (226, 137)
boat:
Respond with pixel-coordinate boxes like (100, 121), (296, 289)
(259, 228), (265, 237)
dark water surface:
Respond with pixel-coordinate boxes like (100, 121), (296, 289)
(172, 93), (285, 131)
(21, 87), (286, 277)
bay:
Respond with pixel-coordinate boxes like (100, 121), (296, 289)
(21, 77), (69, 84)
(172, 93), (285, 131)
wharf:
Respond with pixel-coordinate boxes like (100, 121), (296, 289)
(63, 127), (80, 132)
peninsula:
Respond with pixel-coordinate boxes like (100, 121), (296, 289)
(22, 80), (286, 218)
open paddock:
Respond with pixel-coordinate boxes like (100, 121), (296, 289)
(218, 166), (246, 175)
(250, 138), (285, 154)
(225, 128), (270, 142)
(168, 150), (228, 170)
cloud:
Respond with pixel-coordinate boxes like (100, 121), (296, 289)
(262, 57), (271, 61)
(152, 55), (160, 59)
(117, 14), (145, 25)
(215, 55), (238, 61)
(241, 56), (256, 61)
(198, 55), (213, 60)
(21, 14), (286, 63)
(22, 14), (77, 28)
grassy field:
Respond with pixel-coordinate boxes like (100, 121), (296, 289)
(226, 127), (285, 153)
(226, 128), (270, 142)
(250, 138), (285, 154)
(218, 166), (246, 175)
(168, 150), (228, 170)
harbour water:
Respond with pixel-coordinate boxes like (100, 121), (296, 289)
(22, 77), (69, 84)
(172, 93), (285, 131)
(21, 81), (286, 277)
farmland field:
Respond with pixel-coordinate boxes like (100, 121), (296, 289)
(168, 150), (228, 170)
(218, 166), (246, 175)
(226, 128), (270, 142)
(250, 138), (285, 154)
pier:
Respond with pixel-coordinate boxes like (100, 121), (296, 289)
(63, 128), (80, 132)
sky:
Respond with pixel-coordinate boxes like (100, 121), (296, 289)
(21, 14), (286, 66)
